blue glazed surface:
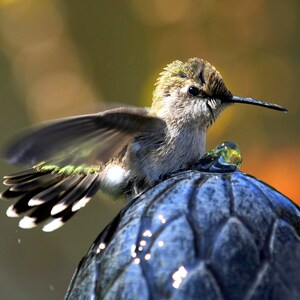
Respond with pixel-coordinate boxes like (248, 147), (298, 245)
(66, 171), (300, 300)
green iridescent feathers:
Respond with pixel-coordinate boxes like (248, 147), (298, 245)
(151, 58), (232, 113)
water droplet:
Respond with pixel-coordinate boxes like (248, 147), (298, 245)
(172, 266), (188, 289)
(96, 242), (106, 253)
(131, 244), (137, 257)
(134, 258), (140, 264)
(99, 242), (106, 250)
(158, 214), (166, 224)
(158, 240), (164, 247)
(142, 230), (152, 237)
(215, 141), (242, 168)
(140, 240), (147, 246)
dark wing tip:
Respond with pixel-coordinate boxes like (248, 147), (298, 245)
(2, 167), (101, 231)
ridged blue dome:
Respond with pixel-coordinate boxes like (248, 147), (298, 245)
(66, 171), (300, 300)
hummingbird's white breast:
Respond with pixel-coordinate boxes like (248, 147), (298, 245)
(127, 124), (206, 187)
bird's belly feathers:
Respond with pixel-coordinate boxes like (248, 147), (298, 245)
(100, 164), (130, 195)
(127, 132), (205, 186)
(101, 128), (206, 195)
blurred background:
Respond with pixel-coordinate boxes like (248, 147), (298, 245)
(0, 0), (299, 299)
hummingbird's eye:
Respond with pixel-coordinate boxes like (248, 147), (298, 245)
(178, 72), (187, 78)
(188, 86), (200, 96)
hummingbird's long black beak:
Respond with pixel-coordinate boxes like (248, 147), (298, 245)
(221, 95), (288, 112)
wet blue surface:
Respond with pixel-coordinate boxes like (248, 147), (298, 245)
(66, 171), (300, 300)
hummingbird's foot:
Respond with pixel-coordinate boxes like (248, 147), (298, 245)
(192, 141), (243, 173)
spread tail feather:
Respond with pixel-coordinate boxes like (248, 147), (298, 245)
(1, 166), (101, 231)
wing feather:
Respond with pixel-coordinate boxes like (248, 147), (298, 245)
(2, 107), (165, 231)
(5, 107), (164, 166)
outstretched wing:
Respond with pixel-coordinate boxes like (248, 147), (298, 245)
(5, 107), (164, 166)
(2, 107), (165, 231)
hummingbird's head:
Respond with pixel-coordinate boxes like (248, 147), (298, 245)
(151, 58), (287, 128)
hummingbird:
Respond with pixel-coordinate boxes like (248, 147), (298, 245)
(1, 58), (287, 232)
